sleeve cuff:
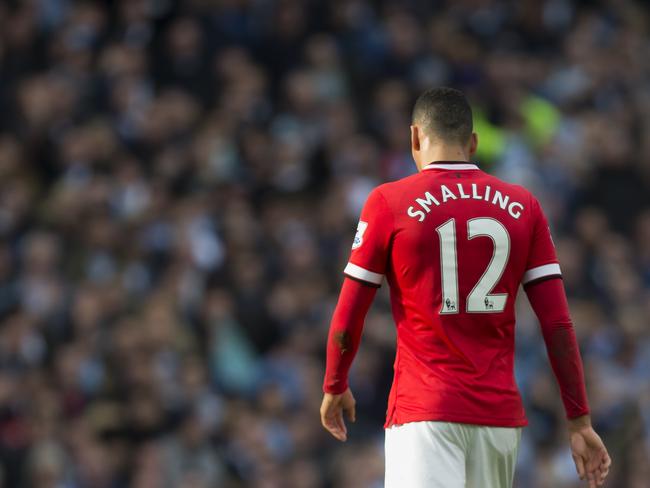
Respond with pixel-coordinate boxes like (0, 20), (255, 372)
(323, 381), (348, 395)
(567, 408), (590, 420)
(343, 262), (383, 287)
(522, 263), (561, 285)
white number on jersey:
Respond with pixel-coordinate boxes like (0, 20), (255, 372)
(436, 217), (510, 314)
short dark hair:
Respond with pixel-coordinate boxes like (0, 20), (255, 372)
(412, 87), (473, 144)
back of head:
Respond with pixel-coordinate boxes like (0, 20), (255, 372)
(412, 87), (473, 145)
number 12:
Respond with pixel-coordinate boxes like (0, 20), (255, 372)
(436, 217), (510, 314)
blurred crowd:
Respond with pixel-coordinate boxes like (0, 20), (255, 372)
(0, 0), (648, 487)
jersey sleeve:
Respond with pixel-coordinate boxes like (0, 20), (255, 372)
(525, 278), (590, 418)
(323, 278), (378, 394)
(523, 197), (562, 286)
(343, 187), (393, 287)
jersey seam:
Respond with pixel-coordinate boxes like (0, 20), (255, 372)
(388, 345), (401, 426)
(376, 188), (395, 237)
(376, 188), (396, 285)
(525, 192), (538, 269)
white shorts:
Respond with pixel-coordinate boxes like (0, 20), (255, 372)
(385, 421), (522, 488)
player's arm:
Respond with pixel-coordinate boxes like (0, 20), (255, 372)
(320, 187), (393, 442)
(523, 196), (611, 487)
(525, 277), (590, 419)
(321, 278), (377, 441)
(525, 278), (611, 488)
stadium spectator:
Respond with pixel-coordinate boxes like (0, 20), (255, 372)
(0, 1), (648, 487)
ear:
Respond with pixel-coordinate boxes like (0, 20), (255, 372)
(410, 125), (423, 170)
(411, 125), (421, 152)
(468, 132), (478, 156)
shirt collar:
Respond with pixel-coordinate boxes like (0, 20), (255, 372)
(423, 161), (479, 171)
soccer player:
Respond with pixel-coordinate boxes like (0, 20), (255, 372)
(320, 88), (611, 488)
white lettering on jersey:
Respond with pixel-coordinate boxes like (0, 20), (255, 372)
(471, 183), (482, 200)
(508, 202), (524, 219)
(440, 185), (457, 203)
(407, 184), (525, 222)
(491, 190), (509, 210)
(407, 206), (426, 222)
(457, 183), (470, 199)
(415, 192), (440, 212)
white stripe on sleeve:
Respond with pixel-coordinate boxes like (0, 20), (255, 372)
(522, 263), (562, 284)
(344, 262), (384, 285)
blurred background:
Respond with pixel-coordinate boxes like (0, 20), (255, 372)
(0, 0), (648, 487)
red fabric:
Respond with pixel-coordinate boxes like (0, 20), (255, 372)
(330, 164), (566, 428)
(525, 277), (590, 419)
(323, 278), (377, 394)
(525, 196), (559, 273)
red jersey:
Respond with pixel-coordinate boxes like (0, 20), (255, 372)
(343, 162), (561, 428)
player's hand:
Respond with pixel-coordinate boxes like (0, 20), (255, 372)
(568, 416), (611, 487)
(320, 388), (356, 442)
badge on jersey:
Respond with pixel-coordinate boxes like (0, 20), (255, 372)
(352, 221), (368, 249)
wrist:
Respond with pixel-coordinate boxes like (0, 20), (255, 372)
(568, 414), (592, 432)
(323, 381), (348, 395)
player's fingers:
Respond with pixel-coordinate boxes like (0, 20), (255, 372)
(601, 450), (611, 469)
(598, 463), (609, 476)
(320, 411), (335, 430)
(329, 428), (345, 441)
(585, 466), (596, 485)
(344, 403), (356, 423)
(320, 408), (333, 430)
(598, 456), (610, 481)
(322, 421), (343, 440)
(597, 464), (610, 484)
(586, 468), (597, 488)
(586, 465), (596, 485)
(335, 409), (345, 430)
(325, 417), (345, 441)
(319, 411), (327, 429)
(319, 399), (332, 424)
(332, 428), (346, 441)
(587, 449), (603, 472)
(335, 410), (347, 440)
(588, 456), (605, 486)
(598, 468), (609, 484)
(573, 454), (585, 479)
(320, 405), (346, 441)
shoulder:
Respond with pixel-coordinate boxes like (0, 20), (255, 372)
(372, 172), (423, 202)
(481, 174), (548, 222)
(362, 175), (421, 222)
(483, 174), (538, 204)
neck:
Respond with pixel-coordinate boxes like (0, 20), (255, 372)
(417, 145), (470, 170)
(425, 146), (469, 163)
